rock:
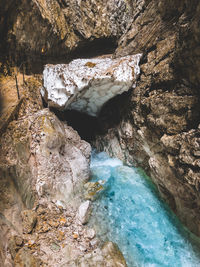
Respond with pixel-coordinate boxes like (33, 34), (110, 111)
(102, 241), (127, 267)
(14, 248), (40, 267)
(68, 241), (127, 266)
(43, 54), (142, 116)
(78, 245), (87, 252)
(14, 236), (23, 247)
(73, 233), (79, 239)
(8, 236), (23, 259)
(50, 242), (60, 252)
(27, 239), (35, 248)
(77, 201), (91, 225)
(21, 210), (37, 234)
(0, 0), (133, 72)
(85, 228), (96, 239)
(84, 181), (105, 201)
(89, 238), (99, 247)
(0, 1), (200, 266)
(92, 0), (200, 237)
(1, 107), (91, 206)
(0, 75), (93, 266)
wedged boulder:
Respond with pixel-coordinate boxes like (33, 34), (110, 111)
(42, 54), (142, 116)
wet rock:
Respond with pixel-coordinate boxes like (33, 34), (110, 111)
(68, 241), (127, 266)
(77, 201), (91, 225)
(84, 181), (105, 201)
(21, 210), (37, 234)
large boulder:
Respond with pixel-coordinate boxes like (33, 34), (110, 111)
(1, 108), (91, 206)
(0, 76), (92, 266)
(42, 54), (142, 116)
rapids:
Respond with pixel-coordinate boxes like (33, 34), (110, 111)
(89, 151), (200, 267)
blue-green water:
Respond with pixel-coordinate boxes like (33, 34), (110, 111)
(89, 151), (200, 267)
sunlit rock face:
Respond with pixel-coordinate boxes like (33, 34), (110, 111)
(43, 54), (142, 116)
(0, 0), (134, 73)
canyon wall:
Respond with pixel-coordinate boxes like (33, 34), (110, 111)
(94, 0), (200, 236)
(0, 0), (133, 73)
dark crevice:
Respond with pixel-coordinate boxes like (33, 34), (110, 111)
(67, 37), (118, 60)
(51, 89), (132, 142)
(51, 108), (99, 142)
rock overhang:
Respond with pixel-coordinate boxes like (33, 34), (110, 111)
(42, 54), (142, 117)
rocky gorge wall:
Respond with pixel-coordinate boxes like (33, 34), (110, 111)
(0, 74), (128, 266)
(0, 0), (133, 73)
(93, 0), (200, 236)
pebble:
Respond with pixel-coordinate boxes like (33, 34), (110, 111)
(85, 228), (96, 239)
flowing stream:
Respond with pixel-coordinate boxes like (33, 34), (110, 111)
(89, 150), (200, 267)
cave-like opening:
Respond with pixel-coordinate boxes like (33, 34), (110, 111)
(51, 89), (132, 142)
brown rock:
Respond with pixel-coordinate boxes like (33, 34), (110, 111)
(14, 248), (40, 267)
(93, 0), (200, 238)
(0, 0), (133, 72)
(21, 210), (37, 234)
(9, 236), (23, 259)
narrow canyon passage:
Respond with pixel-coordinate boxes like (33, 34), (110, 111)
(1, 0), (200, 266)
(89, 151), (200, 267)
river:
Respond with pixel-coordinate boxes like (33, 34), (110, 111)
(89, 150), (200, 267)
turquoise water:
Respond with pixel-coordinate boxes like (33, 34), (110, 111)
(89, 151), (200, 267)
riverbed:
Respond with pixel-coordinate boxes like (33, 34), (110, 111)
(89, 151), (200, 267)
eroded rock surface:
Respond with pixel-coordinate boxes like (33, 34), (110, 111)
(1, 107), (91, 206)
(93, 0), (200, 237)
(43, 54), (141, 116)
(77, 201), (91, 225)
(0, 75), (96, 266)
(0, 0), (133, 72)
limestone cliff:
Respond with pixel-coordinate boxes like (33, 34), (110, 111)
(0, 0), (132, 73)
(93, 0), (200, 236)
(0, 75), (127, 266)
